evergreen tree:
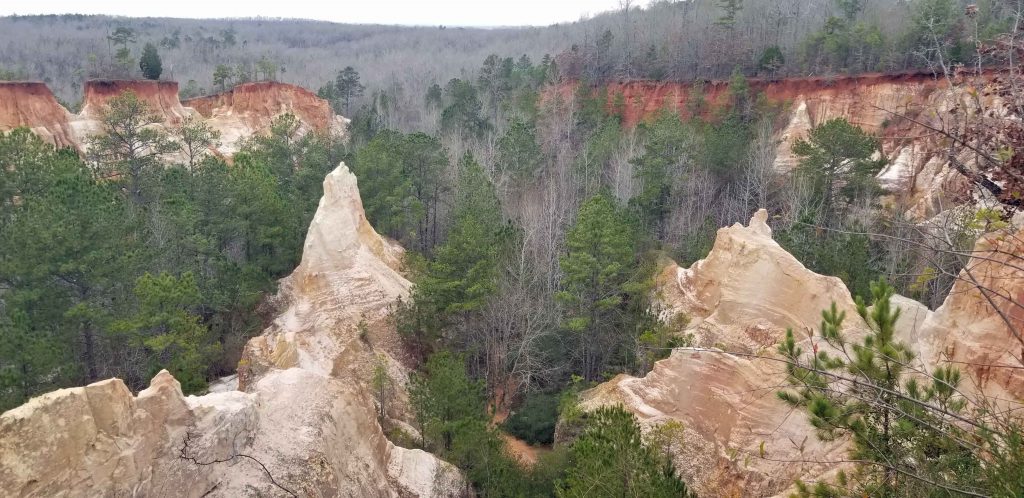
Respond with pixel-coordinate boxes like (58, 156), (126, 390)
(715, 0), (743, 29)
(107, 26), (136, 49)
(478, 54), (514, 119)
(107, 27), (136, 75)
(404, 133), (450, 251)
(441, 78), (491, 138)
(111, 272), (219, 393)
(420, 153), (505, 314)
(432, 153), (506, 312)
(0, 129), (140, 391)
(792, 117), (882, 222)
(87, 90), (177, 205)
(334, 66), (365, 115)
(837, 0), (864, 20)
(758, 45), (785, 78)
(139, 43), (162, 80)
(425, 83), (444, 109)
(701, 112), (751, 182)
(410, 351), (488, 451)
(352, 130), (421, 243)
(727, 67), (753, 121)
(630, 109), (689, 238)
(779, 280), (988, 496)
(558, 193), (638, 380)
(409, 351), (531, 496)
(557, 405), (695, 497)
(175, 115), (220, 168)
(352, 130), (448, 251)
(399, 153), (506, 353)
(256, 56), (278, 81)
(496, 117), (544, 181)
(213, 64), (233, 91)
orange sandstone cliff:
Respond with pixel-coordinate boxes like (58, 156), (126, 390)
(592, 72), (947, 130)
(554, 71), (996, 219)
(0, 79), (346, 156)
(185, 81), (339, 132)
(0, 82), (77, 149)
(79, 80), (192, 124)
(184, 81), (347, 154)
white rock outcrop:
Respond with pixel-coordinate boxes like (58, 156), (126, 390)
(917, 226), (1024, 400)
(0, 370), (257, 497)
(580, 210), (854, 496)
(581, 209), (1024, 496)
(0, 163), (463, 497)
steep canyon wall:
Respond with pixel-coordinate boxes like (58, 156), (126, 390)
(0, 79), (346, 156)
(555, 72), (994, 219)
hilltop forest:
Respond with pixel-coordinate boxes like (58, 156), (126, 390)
(2, 0), (1024, 496)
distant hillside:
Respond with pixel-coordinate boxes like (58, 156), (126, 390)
(0, 1), (1009, 117)
(0, 15), (578, 107)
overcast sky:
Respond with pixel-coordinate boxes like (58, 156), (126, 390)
(1, 0), (650, 27)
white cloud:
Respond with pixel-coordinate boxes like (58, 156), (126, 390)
(1, 0), (648, 27)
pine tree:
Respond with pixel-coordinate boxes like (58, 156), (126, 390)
(87, 90), (177, 205)
(352, 130), (448, 251)
(440, 78), (491, 138)
(558, 193), (638, 380)
(139, 43), (162, 80)
(630, 108), (689, 238)
(334, 66), (365, 115)
(409, 351), (531, 495)
(778, 280), (985, 496)
(792, 117), (882, 222)
(425, 83), (444, 109)
(556, 405), (695, 497)
(0, 129), (141, 393)
(496, 117), (543, 181)
(421, 152), (506, 314)
(715, 0), (743, 29)
(111, 272), (219, 393)
(0, 301), (68, 411)
(175, 115), (221, 168)
(409, 351), (487, 451)
(758, 45), (785, 78)
(400, 153), (506, 353)
(213, 64), (233, 91)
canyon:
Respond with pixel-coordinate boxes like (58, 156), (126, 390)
(0, 72), (1019, 497)
(0, 72), (989, 221)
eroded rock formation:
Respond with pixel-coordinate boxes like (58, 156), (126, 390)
(578, 211), (853, 496)
(79, 80), (192, 124)
(0, 79), (345, 156)
(0, 82), (77, 148)
(555, 72), (1000, 220)
(0, 371), (256, 497)
(578, 209), (1024, 497)
(0, 163), (462, 498)
(184, 82), (346, 154)
(917, 227), (1024, 400)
